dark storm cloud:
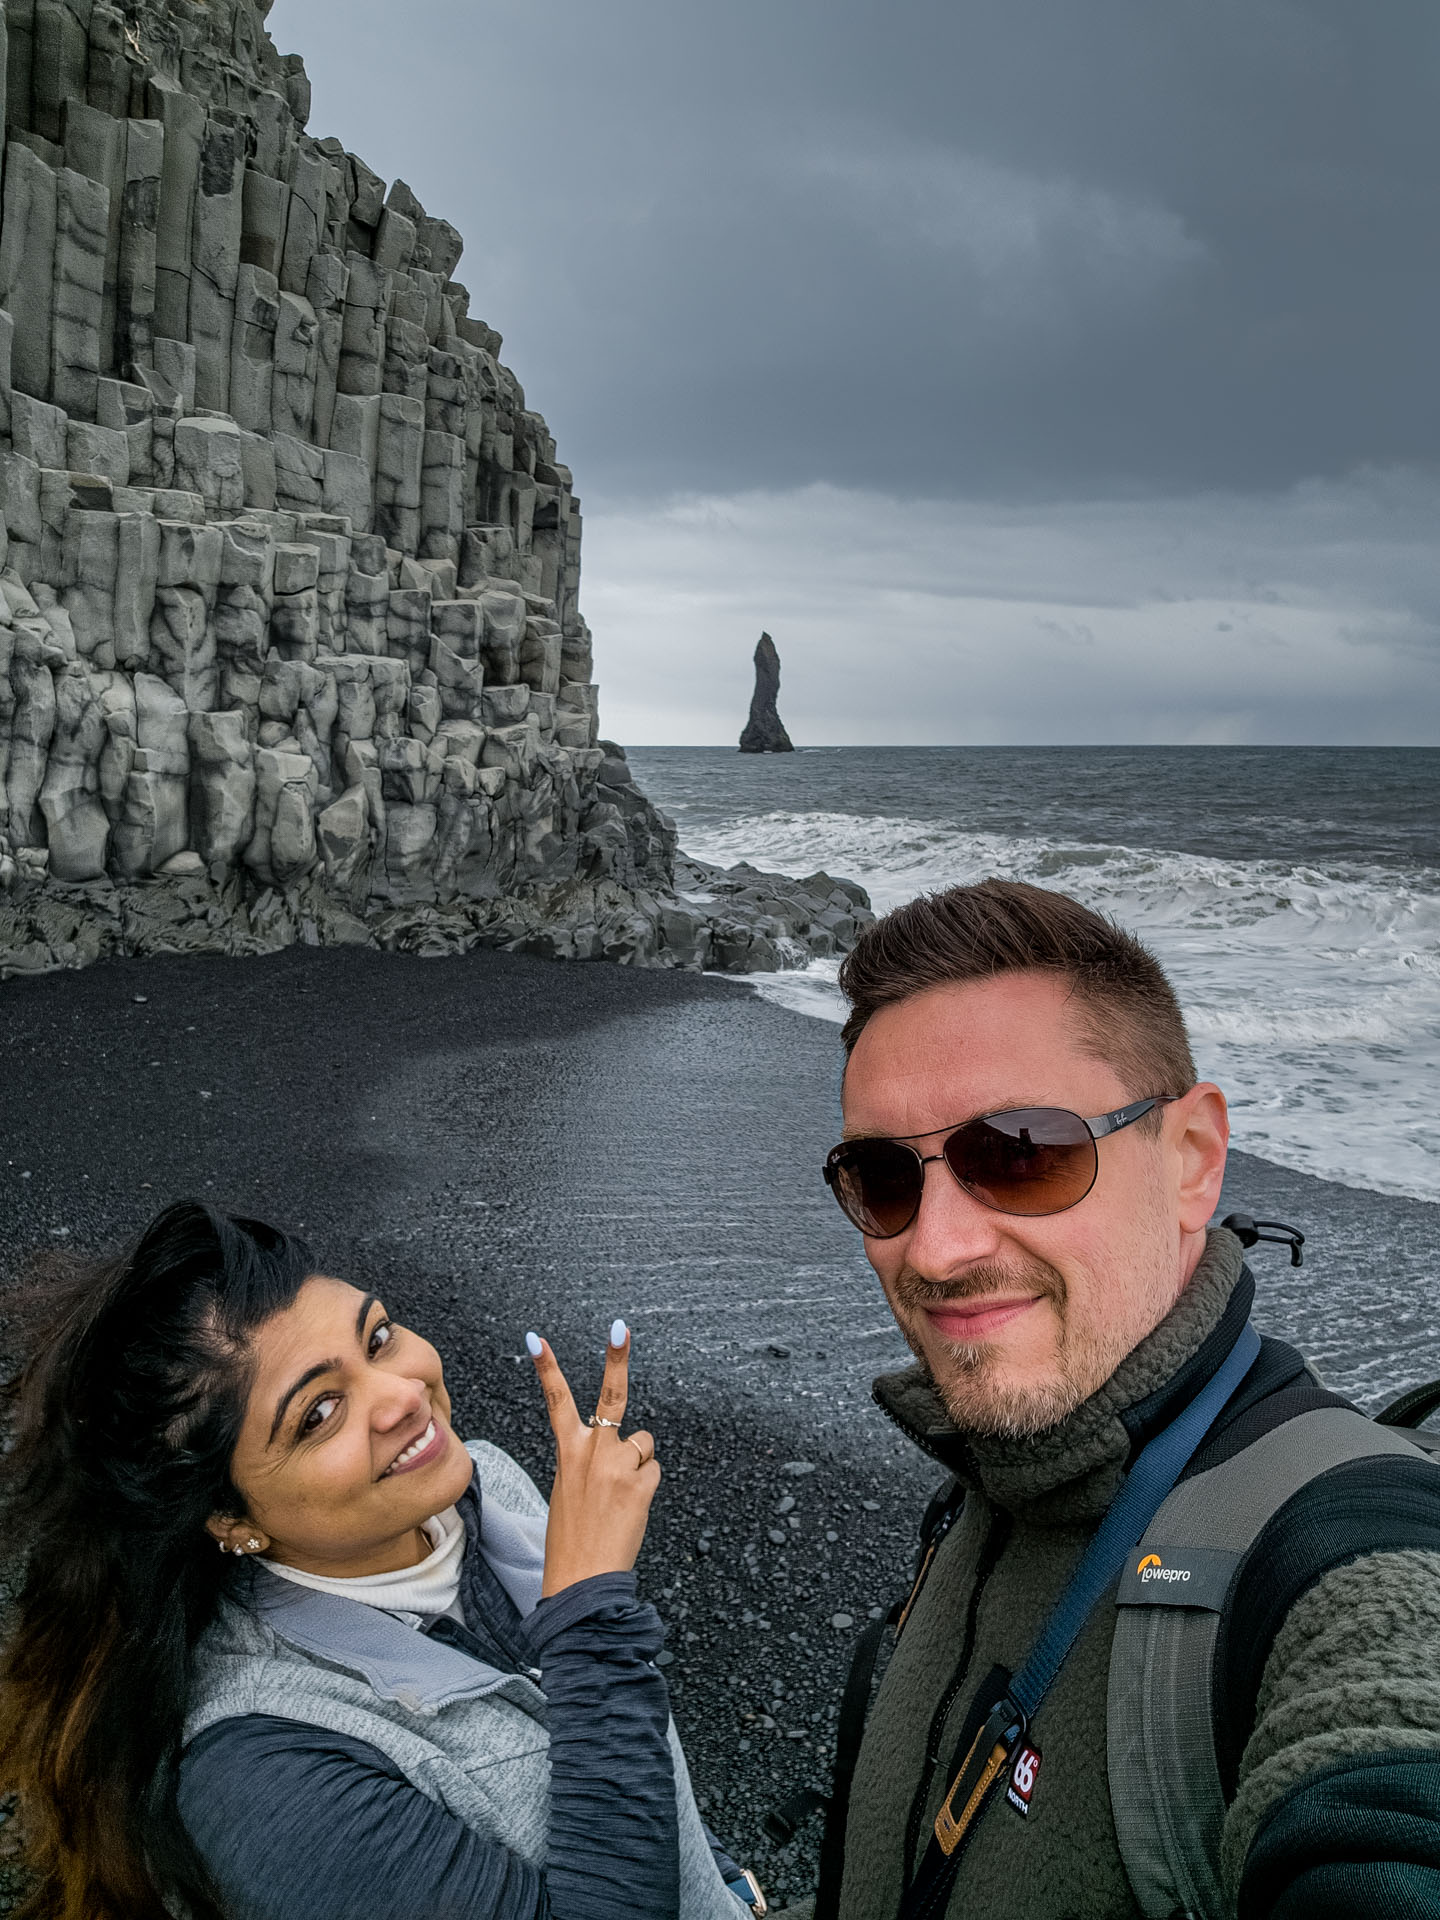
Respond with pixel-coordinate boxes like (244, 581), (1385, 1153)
(275, 0), (1438, 746)
(280, 0), (1437, 498)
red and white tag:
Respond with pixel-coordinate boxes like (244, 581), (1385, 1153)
(1006, 1744), (1041, 1817)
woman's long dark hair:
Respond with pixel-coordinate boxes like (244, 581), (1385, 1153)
(0, 1200), (314, 1920)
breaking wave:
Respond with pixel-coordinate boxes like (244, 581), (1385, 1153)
(682, 810), (1440, 1202)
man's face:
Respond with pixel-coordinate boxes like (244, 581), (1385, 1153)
(841, 972), (1229, 1437)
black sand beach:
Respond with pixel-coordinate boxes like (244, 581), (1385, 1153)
(3, 948), (1439, 1904)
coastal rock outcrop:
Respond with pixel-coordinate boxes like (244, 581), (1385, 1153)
(738, 631), (793, 754)
(673, 854), (871, 972)
(0, 0), (859, 980)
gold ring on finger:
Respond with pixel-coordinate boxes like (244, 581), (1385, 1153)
(588, 1415), (622, 1429)
(626, 1436), (654, 1468)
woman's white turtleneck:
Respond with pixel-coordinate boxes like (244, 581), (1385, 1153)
(260, 1505), (467, 1624)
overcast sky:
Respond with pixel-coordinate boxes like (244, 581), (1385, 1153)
(280, 0), (1440, 744)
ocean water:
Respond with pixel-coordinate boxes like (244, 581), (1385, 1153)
(628, 746), (1440, 1204)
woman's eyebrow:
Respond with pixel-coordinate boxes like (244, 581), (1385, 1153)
(270, 1360), (337, 1442)
(268, 1297), (381, 1443)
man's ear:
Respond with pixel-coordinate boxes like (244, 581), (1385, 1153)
(1173, 1083), (1230, 1235)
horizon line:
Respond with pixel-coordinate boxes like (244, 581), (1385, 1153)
(616, 740), (1440, 751)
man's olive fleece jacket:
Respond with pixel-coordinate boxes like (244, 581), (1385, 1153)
(837, 1229), (1440, 1920)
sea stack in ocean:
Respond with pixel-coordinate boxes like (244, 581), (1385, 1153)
(0, 0), (864, 981)
(739, 633), (794, 754)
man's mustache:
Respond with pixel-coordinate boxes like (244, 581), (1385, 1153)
(893, 1257), (1066, 1315)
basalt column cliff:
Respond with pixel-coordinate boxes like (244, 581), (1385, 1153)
(0, 0), (870, 977)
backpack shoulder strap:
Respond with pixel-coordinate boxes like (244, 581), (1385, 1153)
(1107, 1406), (1429, 1920)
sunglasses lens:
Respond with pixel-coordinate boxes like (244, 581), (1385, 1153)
(828, 1140), (923, 1238)
(945, 1108), (1096, 1216)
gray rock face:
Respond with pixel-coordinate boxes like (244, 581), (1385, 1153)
(0, 0), (865, 984)
(672, 854), (873, 970)
(189, 707), (255, 864)
(738, 631), (794, 753)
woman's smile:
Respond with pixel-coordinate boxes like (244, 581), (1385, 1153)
(380, 1417), (450, 1478)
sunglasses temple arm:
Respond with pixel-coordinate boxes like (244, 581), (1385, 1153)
(1086, 1096), (1169, 1139)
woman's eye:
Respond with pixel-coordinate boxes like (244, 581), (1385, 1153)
(301, 1393), (341, 1435)
(369, 1320), (393, 1357)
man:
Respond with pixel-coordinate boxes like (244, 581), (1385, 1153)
(824, 879), (1440, 1920)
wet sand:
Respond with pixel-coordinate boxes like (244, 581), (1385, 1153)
(3, 947), (1438, 1904)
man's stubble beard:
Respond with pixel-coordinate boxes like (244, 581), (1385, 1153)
(891, 1253), (1126, 1440)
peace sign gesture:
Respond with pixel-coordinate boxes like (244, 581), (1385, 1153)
(526, 1322), (661, 1598)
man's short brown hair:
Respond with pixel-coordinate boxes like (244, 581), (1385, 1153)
(837, 878), (1197, 1098)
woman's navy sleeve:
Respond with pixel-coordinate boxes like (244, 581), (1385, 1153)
(178, 1716), (550, 1920)
(519, 1572), (679, 1920)
(177, 1572), (678, 1920)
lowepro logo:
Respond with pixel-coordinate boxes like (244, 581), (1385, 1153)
(1118, 1544), (1240, 1612)
(1136, 1552), (1191, 1585)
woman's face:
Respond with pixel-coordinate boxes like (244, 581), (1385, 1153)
(210, 1275), (477, 1577)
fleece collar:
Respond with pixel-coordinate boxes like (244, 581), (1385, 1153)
(872, 1227), (1253, 1526)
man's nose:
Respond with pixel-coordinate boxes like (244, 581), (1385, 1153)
(901, 1154), (1006, 1276)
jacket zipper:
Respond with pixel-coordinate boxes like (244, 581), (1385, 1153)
(874, 1388), (960, 1469)
(897, 1506), (956, 1636)
(902, 1506), (1013, 1880)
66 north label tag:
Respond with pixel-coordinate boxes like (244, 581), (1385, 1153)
(1006, 1744), (1041, 1818)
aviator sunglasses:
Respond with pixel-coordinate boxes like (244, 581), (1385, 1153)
(823, 1096), (1174, 1237)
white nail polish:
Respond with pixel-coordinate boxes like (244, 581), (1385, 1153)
(526, 1332), (543, 1357)
(610, 1318), (627, 1347)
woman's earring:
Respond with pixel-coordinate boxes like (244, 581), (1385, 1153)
(245, 1538), (261, 1552)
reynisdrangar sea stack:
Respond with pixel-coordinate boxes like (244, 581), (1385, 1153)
(738, 631), (793, 753)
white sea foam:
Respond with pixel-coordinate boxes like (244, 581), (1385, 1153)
(689, 810), (1440, 1202)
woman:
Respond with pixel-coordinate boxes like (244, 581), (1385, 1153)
(0, 1201), (766, 1920)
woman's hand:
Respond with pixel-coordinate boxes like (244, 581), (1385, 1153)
(526, 1323), (661, 1598)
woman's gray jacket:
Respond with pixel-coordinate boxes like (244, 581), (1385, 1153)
(177, 1440), (743, 1920)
